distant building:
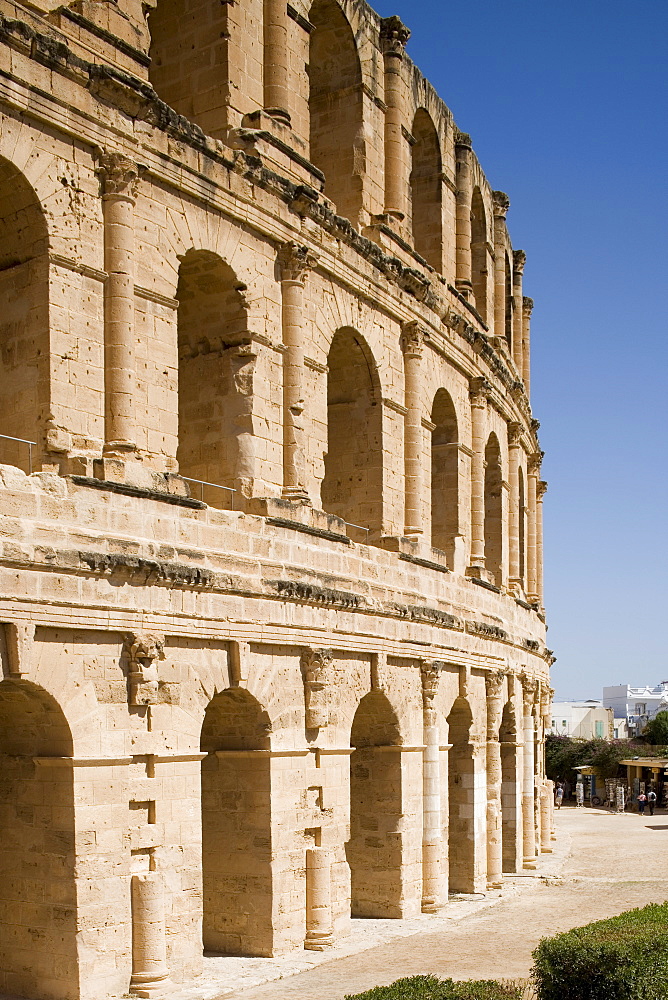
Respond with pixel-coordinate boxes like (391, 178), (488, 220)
(550, 701), (613, 740)
(603, 683), (668, 737)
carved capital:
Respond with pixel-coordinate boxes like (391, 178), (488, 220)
(537, 480), (548, 500)
(486, 669), (506, 736)
(379, 15), (410, 56)
(492, 191), (510, 219)
(400, 320), (428, 358)
(97, 151), (140, 200)
(420, 659), (444, 708)
(4, 621), (34, 677)
(454, 129), (472, 150)
(126, 632), (165, 706)
(469, 376), (491, 408)
(539, 683), (553, 719)
(523, 295), (534, 315)
(520, 673), (538, 714)
(508, 421), (522, 448)
(301, 648), (333, 729)
(513, 249), (526, 275)
(528, 451), (543, 476)
(278, 242), (319, 283)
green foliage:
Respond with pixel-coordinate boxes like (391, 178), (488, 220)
(344, 976), (521, 1000)
(544, 734), (664, 784)
(641, 710), (668, 746)
(532, 902), (668, 1000)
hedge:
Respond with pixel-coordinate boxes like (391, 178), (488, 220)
(344, 975), (521, 1000)
(532, 901), (668, 1000)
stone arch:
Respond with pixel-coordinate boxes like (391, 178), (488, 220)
(471, 186), (487, 322)
(176, 250), (252, 507)
(518, 465), (526, 587)
(0, 679), (77, 1000)
(430, 388), (458, 565)
(484, 432), (503, 587)
(200, 688), (273, 956)
(347, 690), (403, 917)
(0, 157), (49, 473)
(500, 699), (521, 872)
(447, 695), (475, 892)
(409, 108), (442, 270)
(321, 327), (383, 536)
(308, 0), (365, 227)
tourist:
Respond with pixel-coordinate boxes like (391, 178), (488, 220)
(637, 791), (647, 815)
(555, 783), (564, 809)
(648, 789), (657, 816)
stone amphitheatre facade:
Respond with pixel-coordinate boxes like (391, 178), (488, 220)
(0, 0), (553, 997)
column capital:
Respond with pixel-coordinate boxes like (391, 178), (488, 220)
(125, 631), (165, 706)
(520, 673), (539, 713)
(528, 451), (543, 476)
(301, 647), (334, 729)
(97, 150), (140, 201)
(300, 647), (333, 685)
(508, 421), (522, 447)
(492, 191), (510, 220)
(401, 320), (429, 358)
(523, 295), (534, 315)
(420, 659), (445, 708)
(485, 669), (506, 735)
(537, 479), (548, 500)
(513, 249), (526, 275)
(278, 241), (319, 283)
(379, 15), (410, 56)
(469, 376), (491, 407)
(454, 129), (472, 150)
(539, 683), (554, 719)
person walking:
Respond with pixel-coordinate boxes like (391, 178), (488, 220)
(648, 788), (657, 816)
(555, 783), (564, 810)
(637, 791), (647, 815)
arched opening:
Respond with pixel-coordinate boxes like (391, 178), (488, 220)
(0, 158), (49, 473)
(518, 466), (526, 587)
(430, 389), (458, 564)
(348, 691), (403, 917)
(504, 253), (513, 347)
(309, 0), (364, 227)
(321, 328), (382, 535)
(177, 250), (251, 508)
(484, 433), (503, 587)
(500, 700), (520, 873)
(0, 680), (77, 1000)
(148, 0), (234, 138)
(410, 109), (442, 270)
(200, 688), (273, 956)
(470, 187), (487, 322)
(447, 696), (475, 892)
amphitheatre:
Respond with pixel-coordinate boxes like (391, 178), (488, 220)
(0, 0), (551, 998)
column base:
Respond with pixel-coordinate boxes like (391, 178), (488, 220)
(281, 486), (311, 502)
(304, 930), (335, 951)
(421, 897), (444, 914)
(540, 847), (553, 853)
(130, 972), (172, 998)
(466, 565), (494, 584)
(523, 859), (537, 870)
(487, 880), (503, 890)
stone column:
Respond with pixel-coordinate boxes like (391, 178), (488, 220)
(455, 131), (473, 299)
(380, 16), (410, 228)
(486, 670), (506, 888)
(98, 151), (140, 456)
(278, 243), (318, 501)
(420, 660), (443, 912)
(527, 452), (541, 603)
(522, 296), (534, 396)
(304, 847), (334, 950)
(401, 322), (427, 537)
(130, 872), (171, 997)
(467, 377), (490, 576)
(537, 480), (547, 611)
(512, 250), (525, 376)
(263, 0), (291, 125)
(507, 422), (522, 594)
(492, 192), (510, 343)
(521, 676), (537, 867)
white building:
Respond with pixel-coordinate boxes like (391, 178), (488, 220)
(550, 701), (613, 740)
(603, 683), (668, 737)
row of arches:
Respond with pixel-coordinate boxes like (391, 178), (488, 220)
(0, 675), (527, 996)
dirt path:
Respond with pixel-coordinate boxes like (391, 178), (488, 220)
(180, 807), (668, 1000)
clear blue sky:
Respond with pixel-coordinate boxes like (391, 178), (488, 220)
(373, 0), (668, 699)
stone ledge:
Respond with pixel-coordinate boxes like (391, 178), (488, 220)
(70, 476), (206, 509)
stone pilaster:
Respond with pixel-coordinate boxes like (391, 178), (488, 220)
(492, 192), (510, 343)
(507, 422), (522, 594)
(300, 647), (333, 729)
(527, 452), (542, 603)
(304, 846), (334, 950)
(454, 131), (473, 299)
(420, 660), (444, 911)
(485, 669), (506, 888)
(467, 377), (490, 576)
(97, 151), (140, 456)
(380, 16), (411, 227)
(512, 250), (525, 376)
(537, 480), (547, 611)
(278, 243), (319, 501)
(130, 872), (171, 997)
(521, 675), (538, 867)
(522, 295), (534, 396)
(263, 0), (291, 125)
(401, 322), (428, 537)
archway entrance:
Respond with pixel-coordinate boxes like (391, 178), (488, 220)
(447, 697), (475, 892)
(348, 692), (403, 917)
(0, 680), (77, 1000)
(200, 689), (272, 956)
(500, 700), (521, 872)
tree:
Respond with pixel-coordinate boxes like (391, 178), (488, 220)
(643, 711), (668, 746)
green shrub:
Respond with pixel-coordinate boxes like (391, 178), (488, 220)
(344, 975), (521, 1000)
(532, 901), (668, 1000)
